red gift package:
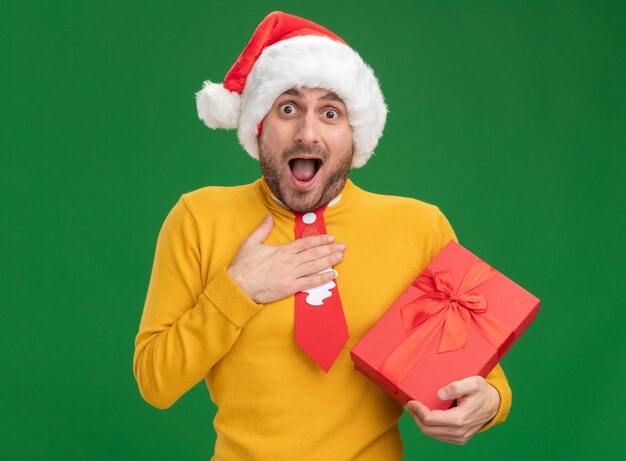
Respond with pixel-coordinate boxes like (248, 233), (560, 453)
(350, 240), (540, 410)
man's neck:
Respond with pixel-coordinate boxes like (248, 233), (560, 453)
(269, 192), (343, 213)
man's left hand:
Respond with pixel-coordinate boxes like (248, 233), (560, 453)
(404, 376), (500, 445)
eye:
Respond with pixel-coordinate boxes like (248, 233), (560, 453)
(324, 109), (339, 119)
(280, 103), (296, 114)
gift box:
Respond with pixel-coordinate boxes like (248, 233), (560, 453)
(350, 240), (540, 410)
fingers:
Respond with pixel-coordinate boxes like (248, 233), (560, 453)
(293, 242), (346, 264)
(292, 269), (337, 293)
(283, 235), (346, 279)
(438, 376), (483, 401)
(405, 401), (430, 423)
(245, 215), (274, 245)
(405, 401), (457, 427)
(405, 400), (475, 445)
(287, 234), (335, 253)
(293, 247), (344, 278)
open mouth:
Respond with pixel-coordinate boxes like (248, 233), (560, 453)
(288, 157), (323, 187)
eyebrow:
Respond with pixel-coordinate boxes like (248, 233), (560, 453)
(282, 88), (345, 104)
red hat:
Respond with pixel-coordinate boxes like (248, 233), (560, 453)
(195, 11), (387, 168)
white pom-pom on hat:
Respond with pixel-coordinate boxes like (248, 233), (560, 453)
(195, 80), (241, 129)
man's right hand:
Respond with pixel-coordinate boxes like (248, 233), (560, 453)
(226, 214), (345, 304)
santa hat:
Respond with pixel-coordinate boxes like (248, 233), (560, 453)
(195, 11), (387, 168)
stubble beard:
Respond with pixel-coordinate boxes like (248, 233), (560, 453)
(259, 142), (354, 213)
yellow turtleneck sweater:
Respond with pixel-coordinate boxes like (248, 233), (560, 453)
(133, 177), (512, 460)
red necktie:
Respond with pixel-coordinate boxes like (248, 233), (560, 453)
(294, 204), (349, 372)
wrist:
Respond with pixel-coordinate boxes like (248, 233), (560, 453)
(486, 383), (500, 420)
(226, 266), (258, 303)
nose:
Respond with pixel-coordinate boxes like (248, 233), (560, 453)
(294, 111), (321, 145)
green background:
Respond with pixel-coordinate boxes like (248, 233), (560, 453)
(2, 1), (624, 459)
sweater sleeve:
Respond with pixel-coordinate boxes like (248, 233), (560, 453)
(133, 197), (263, 409)
(432, 208), (512, 432)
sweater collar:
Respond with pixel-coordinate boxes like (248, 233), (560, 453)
(256, 176), (358, 219)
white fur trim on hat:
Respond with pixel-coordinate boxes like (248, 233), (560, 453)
(237, 35), (387, 168)
(195, 80), (241, 129)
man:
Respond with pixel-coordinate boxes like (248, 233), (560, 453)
(133, 11), (511, 459)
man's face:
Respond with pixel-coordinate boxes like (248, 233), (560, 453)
(258, 87), (354, 213)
